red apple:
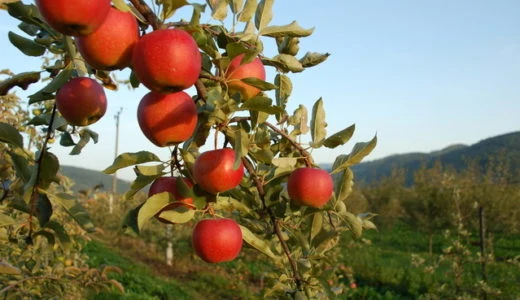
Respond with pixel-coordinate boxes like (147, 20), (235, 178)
(193, 148), (244, 194)
(132, 29), (201, 93)
(76, 7), (139, 70)
(56, 77), (107, 126)
(225, 53), (266, 100)
(287, 168), (333, 208)
(137, 91), (198, 147)
(192, 218), (243, 263)
(35, 0), (111, 36)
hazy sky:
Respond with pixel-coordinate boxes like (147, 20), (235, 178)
(1, 1), (519, 180)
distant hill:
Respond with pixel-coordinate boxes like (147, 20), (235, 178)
(60, 165), (131, 194)
(350, 131), (520, 185)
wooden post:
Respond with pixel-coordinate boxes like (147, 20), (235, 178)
(111, 108), (123, 214)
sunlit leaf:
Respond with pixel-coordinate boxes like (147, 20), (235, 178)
(240, 96), (283, 114)
(0, 213), (16, 227)
(229, 0), (243, 14)
(237, 0), (256, 22)
(310, 98), (326, 148)
(271, 157), (297, 168)
(103, 151), (162, 174)
(260, 21), (314, 37)
(331, 135), (377, 173)
(299, 52), (330, 68)
(239, 225), (278, 259)
(310, 212), (323, 242)
(264, 54), (304, 73)
(158, 0), (189, 20)
(211, 0), (228, 20)
(254, 0), (273, 30)
(0, 260), (21, 275)
(111, 0), (132, 12)
(29, 66), (73, 104)
(135, 164), (165, 176)
(323, 124), (355, 148)
(274, 74), (292, 110)
(215, 195), (255, 215)
(288, 105), (309, 135)
(137, 192), (171, 230)
(333, 167), (353, 203)
(240, 77), (277, 91)
(156, 207), (195, 224)
(125, 173), (159, 200)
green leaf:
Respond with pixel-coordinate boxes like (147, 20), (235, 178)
(111, 0), (132, 12)
(158, 0), (189, 20)
(211, 0), (228, 20)
(122, 203), (143, 234)
(0, 213), (16, 227)
(288, 105), (309, 135)
(36, 193), (53, 227)
(333, 168), (354, 203)
(264, 54), (304, 73)
(230, 126), (248, 170)
(237, 0), (256, 22)
(310, 212), (323, 242)
(190, 3), (206, 25)
(254, 0), (273, 31)
(125, 173), (159, 199)
(260, 21), (314, 38)
(240, 77), (277, 91)
(33, 229), (55, 245)
(8, 31), (46, 56)
(59, 132), (76, 147)
(103, 151), (162, 174)
(271, 157), (297, 168)
(274, 74), (292, 110)
(39, 151), (59, 188)
(331, 135), (377, 173)
(0, 261), (21, 275)
(239, 225), (278, 259)
(229, 0), (243, 14)
(340, 211), (363, 239)
(45, 192), (96, 233)
(135, 164), (165, 176)
(310, 98), (327, 148)
(137, 192), (171, 230)
(215, 195), (255, 216)
(29, 66), (73, 104)
(0, 122), (23, 148)
(323, 124), (355, 148)
(7, 148), (31, 182)
(299, 52), (330, 68)
(240, 96), (283, 114)
(45, 220), (71, 245)
(156, 207), (195, 224)
(70, 128), (98, 155)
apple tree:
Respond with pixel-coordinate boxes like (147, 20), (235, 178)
(0, 0), (377, 297)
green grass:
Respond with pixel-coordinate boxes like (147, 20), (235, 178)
(340, 223), (520, 299)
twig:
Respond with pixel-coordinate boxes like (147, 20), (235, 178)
(241, 157), (304, 291)
(28, 103), (57, 235)
(263, 121), (314, 167)
(194, 79), (208, 103)
(199, 73), (226, 83)
(129, 0), (162, 30)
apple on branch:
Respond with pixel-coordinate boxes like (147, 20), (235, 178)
(192, 148), (244, 194)
(148, 176), (195, 224)
(225, 53), (266, 100)
(192, 218), (243, 263)
(137, 91), (198, 147)
(76, 7), (139, 70)
(287, 168), (334, 208)
(35, 0), (111, 36)
(56, 77), (107, 126)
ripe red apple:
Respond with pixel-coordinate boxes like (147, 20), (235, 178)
(192, 218), (243, 263)
(132, 29), (201, 93)
(56, 77), (107, 126)
(137, 91), (198, 147)
(287, 168), (334, 208)
(35, 0), (111, 36)
(225, 53), (266, 100)
(192, 148), (244, 194)
(76, 7), (139, 70)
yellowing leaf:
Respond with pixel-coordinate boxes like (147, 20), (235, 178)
(254, 0), (273, 30)
(240, 225), (278, 260)
(260, 21), (314, 37)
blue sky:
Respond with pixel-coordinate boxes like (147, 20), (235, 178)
(1, 1), (519, 180)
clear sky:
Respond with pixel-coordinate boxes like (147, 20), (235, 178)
(1, 1), (519, 181)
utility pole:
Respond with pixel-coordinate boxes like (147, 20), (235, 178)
(110, 108), (123, 214)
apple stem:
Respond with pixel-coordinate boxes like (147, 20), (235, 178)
(129, 0), (162, 31)
(241, 157), (304, 291)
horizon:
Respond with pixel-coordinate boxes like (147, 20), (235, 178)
(1, 1), (519, 181)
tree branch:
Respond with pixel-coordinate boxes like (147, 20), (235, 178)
(264, 121), (314, 167)
(129, 0), (162, 30)
(241, 157), (304, 291)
